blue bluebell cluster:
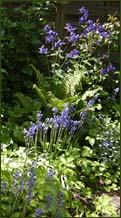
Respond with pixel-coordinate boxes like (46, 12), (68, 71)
(2, 166), (37, 204)
(66, 49), (80, 58)
(65, 23), (77, 33)
(86, 96), (98, 107)
(57, 191), (65, 207)
(54, 39), (65, 49)
(111, 87), (120, 100)
(44, 24), (58, 44)
(24, 104), (80, 142)
(26, 167), (37, 201)
(114, 87), (119, 95)
(34, 208), (44, 218)
(80, 96), (97, 120)
(97, 115), (120, 162)
(100, 63), (115, 74)
(80, 110), (88, 120)
(38, 6), (113, 78)
(1, 181), (8, 193)
(39, 45), (49, 54)
(79, 7), (89, 23)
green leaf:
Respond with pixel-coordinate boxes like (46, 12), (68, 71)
(81, 146), (93, 157)
(85, 136), (95, 146)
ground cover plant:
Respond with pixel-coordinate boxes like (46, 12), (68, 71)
(1, 5), (120, 218)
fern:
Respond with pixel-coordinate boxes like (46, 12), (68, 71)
(64, 69), (87, 96)
(30, 64), (47, 88)
(47, 91), (65, 110)
(33, 84), (47, 105)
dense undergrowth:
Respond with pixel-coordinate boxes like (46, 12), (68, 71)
(1, 1), (120, 217)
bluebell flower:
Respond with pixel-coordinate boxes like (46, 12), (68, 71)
(36, 111), (43, 121)
(54, 39), (65, 48)
(57, 191), (65, 207)
(100, 68), (107, 74)
(79, 7), (88, 14)
(52, 107), (58, 114)
(84, 24), (97, 33)
(87, 96), (97, 107)
(18, 179), (25, 193)
(100, 31), (110, 39)
(45, 194), (53, 209)
(107, 63), (115, 72)
(28, 177), (36, 187)
(1, 181), (8, 193)
(55, 211), (61, 218)
(26, 189), (34, 202)
(80, 110), (88, 119)
(79, 7), (89, 23)
(64, 23), (77, 33)
(37, 121), (48, 133)
(58, 191), (64, 197)
(14, 169), (21, 179)
(34, 209), (44, 218)
(66, 49), (80, 58)
(45, 30), (58, 43)
(24, 123), (38, 139)
(43, 24), (51, 32)
(114, 87), (119, 95)
(38, 45), (49, 54)
(70, 120), (80, 134)
(47, 168), (55, 177)
(86, 19), (94, 25)
(68, 33), (80, 43)
(97, 25), (104, 32)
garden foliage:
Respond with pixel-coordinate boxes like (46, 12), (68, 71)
(1, 3), (120, 218)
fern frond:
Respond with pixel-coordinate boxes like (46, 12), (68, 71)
(33, 84), (47, 105)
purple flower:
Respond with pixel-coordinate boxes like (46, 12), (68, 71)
(45, 194), (53, 209)
(26, 189), (34, 202)
(54, 40), (65, 48)
(38, 121), (48, 133)
(18, 179), (25, 193)
(43, 25), (58, 43)
(1, 181), (8, 193)
(107, 63), (115, 72)
(45, 30), (58, 43)
(68, 33), (80, 43)
(100, 68), (107, 74)
(48, 168), (55, 177)
(100, 31), (110, 39)
(27, 123), (38, 138)
(114, 87), (119, 95)
(38, 45), (49, 54)
(44, 24), (51, 32)
(66, 49), (80, 58)
(64, 23), (77, 33)
(86, 19), (94, 25)
(14, 169), (21, 179)
(79, 7), (88, 14)
(84, 24), (97, 33)
(28, 177), (36, 187)
(79, 7), (89, 23)
(79, 16), (87, 23)
(70, 120), (80, 133)
(97, 25), (104, 32)
(36, 111), (43, 121)
(34, 209), (44, 217)
(80, 110), (88, 119)
(87, 96), (97, 107)
(52, 107), (58, 114)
